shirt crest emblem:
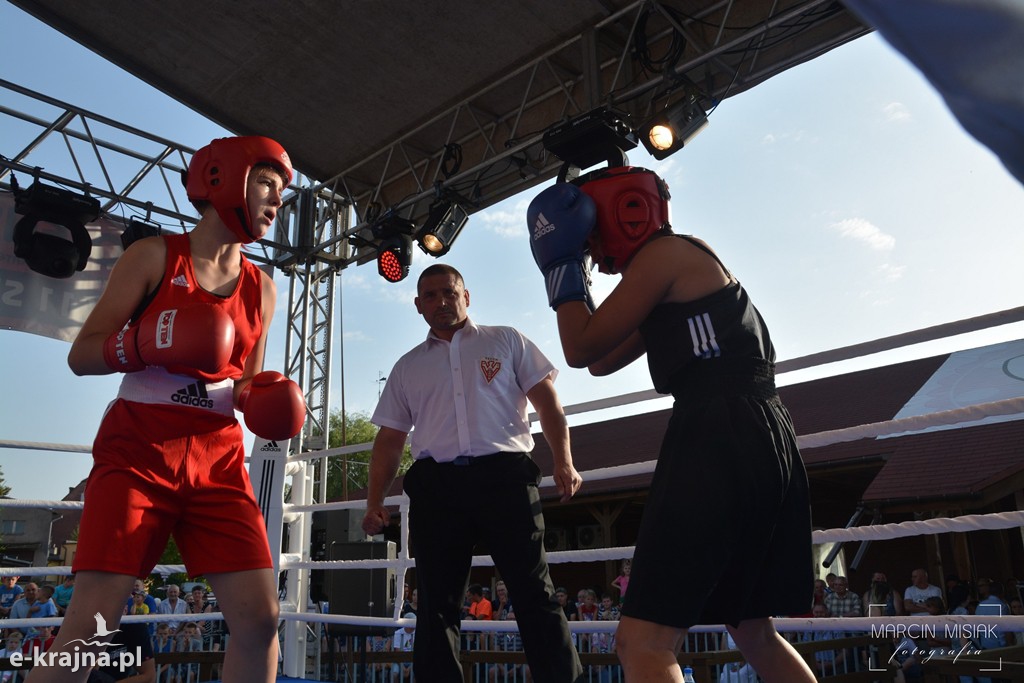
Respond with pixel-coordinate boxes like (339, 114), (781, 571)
(480, 357), (501, 383)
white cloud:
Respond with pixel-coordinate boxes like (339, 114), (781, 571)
(883, 101), (912, 123)
(343, 330), (371, 342)
(341, 272), (373, 290)
(762, 133), (777, 145)
(830, 217), (896, 251)
(477, 197), (530, 238)
(875, 262), (907, 282)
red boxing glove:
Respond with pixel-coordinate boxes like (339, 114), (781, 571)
(238, 371), (306, 440)
(103, 304), (235, 376)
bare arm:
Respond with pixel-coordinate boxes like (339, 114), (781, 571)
(555, 236), (729, 371)
(361, 426), (409, 535)
(233, 271), (277, 405)
(526, 376), (581, 502)
(67, 237), (165, 375)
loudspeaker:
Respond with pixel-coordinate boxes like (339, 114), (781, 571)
(310, 511), (396, 637)
(326, 541), (397, 637)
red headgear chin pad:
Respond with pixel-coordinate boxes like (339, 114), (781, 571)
(575, 167), (670, 274)
(185, 136), (293, 244)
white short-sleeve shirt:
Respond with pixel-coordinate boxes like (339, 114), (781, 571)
(372, 318), (556, 461)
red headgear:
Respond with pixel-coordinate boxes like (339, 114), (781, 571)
(575, 166), (671, 274)
(184, 136), (293, 243)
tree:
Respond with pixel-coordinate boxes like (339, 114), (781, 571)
(0, 465), (11, 497)
(321, 410), (412, 500)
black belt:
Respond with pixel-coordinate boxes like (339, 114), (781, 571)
(425, 451), (527, 467)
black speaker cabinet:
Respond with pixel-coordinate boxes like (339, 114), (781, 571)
(312, 512), (397, 637)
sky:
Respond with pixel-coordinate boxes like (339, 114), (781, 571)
(2, 2), (1024, 503)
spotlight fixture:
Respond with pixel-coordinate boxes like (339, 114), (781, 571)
(542, 108), (637, 181)
(638, 94), (709, 160)
(12, 179), (100, 279)
(121, 217), (162, 251)
(373, 215), (415, 283)
(377, 234), (413, 283)
(414, 200), (469, 258)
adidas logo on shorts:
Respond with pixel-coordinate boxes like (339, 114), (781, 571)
(171, 381), (215, 409)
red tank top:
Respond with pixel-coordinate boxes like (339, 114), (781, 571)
(132, 233), (264, 382)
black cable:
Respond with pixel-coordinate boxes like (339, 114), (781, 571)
(634, 4), (687, 74)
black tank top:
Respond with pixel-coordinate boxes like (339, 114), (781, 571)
(638, 235), (777, 395)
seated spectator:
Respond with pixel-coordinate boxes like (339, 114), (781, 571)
(94, 623), (156, 683)
(891, 635), (926, 683)
(596, 594), (620, 622)
(863, 571), (904, 617)
(0, 632), (24, 683)
(52, 575), (75, 617)
(392, 612), (416, 683)
(824, 576), (862, 618)
(21, 625), (55, 657)
(0, 576), (22, 619)
(554, 587), (574, 622)
(464, 583), (492, 652)
(576, 589), (598, 622)
(575, 589), (598, 653)
(488, 606), (531, 683)
(157, 584), (189, 633)
(176, 621), (204, 683)
(904, 569), (943, 616)
(593, 595), (619, 656)
(129, 589), (151, 616)
(1010, 597), (1023, 616)
(151, 622), (176, 683)
(467, 584), (493, 621)
(805, 604), (846, 676)
(492, 581), (512, 620)
(975, 580), (1012, 648)
(718, 631), (758, 683)
(10, 583), (57, 638)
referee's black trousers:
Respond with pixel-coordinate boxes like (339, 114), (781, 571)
(403, 452), (583, 683)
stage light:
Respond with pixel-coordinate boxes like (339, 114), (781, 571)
(12, 179), (100, 279)
(371, 214), (415, 283)
(121, 217), (162, 251)
(414, 200), (469, 257)
(377, 233), (413, 283)
(542, 108), (637, 181)
(638, 94), (708, 160)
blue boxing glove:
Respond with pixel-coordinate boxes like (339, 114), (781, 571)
(527, 183), (597, 310)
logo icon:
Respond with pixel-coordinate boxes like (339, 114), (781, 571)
(480, 358), (501, 383)
(171, 274), (190, 288)
(65, 612), (121, 648)
(155, 309), (177, 349)
(172, 381), (214, 409)
(533, 212), (555, 239)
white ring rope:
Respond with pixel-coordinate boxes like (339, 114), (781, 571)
(812, 510), (1024, 543)
(7, 610), (1023, 635)
(6, 510), (1019, 579)
(797, 397), (1024, 449)
(9, 306), (1021, 459)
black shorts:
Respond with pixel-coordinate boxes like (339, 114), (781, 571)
(622, 391), (813, 628)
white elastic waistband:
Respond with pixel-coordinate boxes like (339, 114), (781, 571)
(117, 367), (235, 416)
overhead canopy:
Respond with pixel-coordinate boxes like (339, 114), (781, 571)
(9, 0), (869, 228)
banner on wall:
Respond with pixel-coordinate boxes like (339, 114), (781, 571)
(0, 192), (125, 343)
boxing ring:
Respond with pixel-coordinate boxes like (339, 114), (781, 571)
(3, 310), (1024, 681)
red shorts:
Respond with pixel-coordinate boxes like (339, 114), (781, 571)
(73, 400), (273, 577)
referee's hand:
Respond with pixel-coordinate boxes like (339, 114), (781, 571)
(362, 506), (390, 535)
